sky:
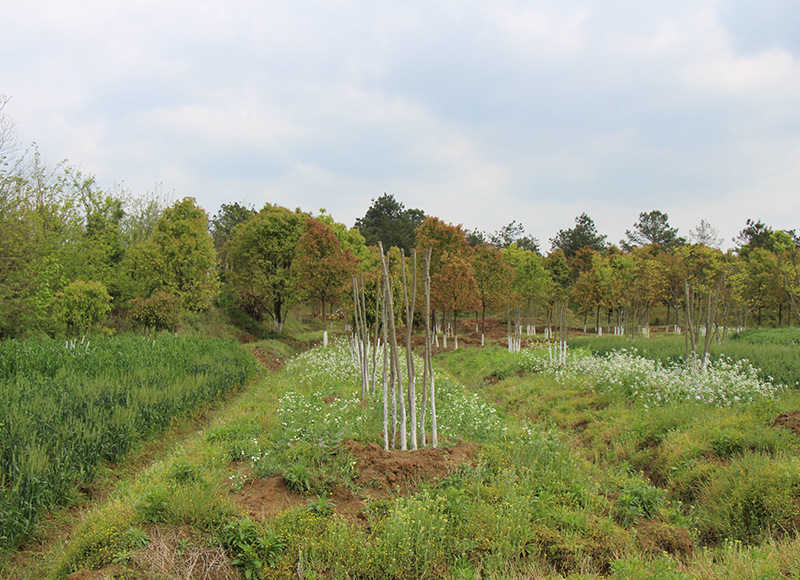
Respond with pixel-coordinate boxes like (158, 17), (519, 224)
(2, 0), (800, 250)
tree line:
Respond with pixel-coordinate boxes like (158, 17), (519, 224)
(2, 97), (800, 354)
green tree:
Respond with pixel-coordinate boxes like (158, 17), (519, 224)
(225, 204), (308, 332)
(503, 245), (552, 334)
(126, 197), (220, 312)
(355, 194), (426, 252)
(210, 202), (256, 269)
(292, 218), (359, 346)
(53, 279), (112, 336)
(680, 244), (730, 362)
(549, 213), (607, 258)
(730, 248), (778, 328)
(623, 210), (685, 251)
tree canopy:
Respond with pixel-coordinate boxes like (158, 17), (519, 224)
(549, 213), (607, 258)
(354, 193), (425, 253)
(225, 203), (308, 332)
(126, 197), (220, 312)
(623, 210), (685, 251)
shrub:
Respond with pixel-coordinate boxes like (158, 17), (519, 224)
(128, 291), (180, 333)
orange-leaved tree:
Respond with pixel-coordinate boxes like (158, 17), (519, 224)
(431, 250), (479, 349)
(293, 218), (359, 346)
(471, 243), (514, 346)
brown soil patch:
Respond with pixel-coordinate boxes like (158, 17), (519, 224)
(233, 441), (477, 524)
(249, 346), (284, 371)
(347, 440), (476, 494)
(636, 519), (694, 557)
(773, 410), (800, 437)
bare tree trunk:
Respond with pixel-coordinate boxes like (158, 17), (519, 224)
(423, 248), (437, 448)
(401, 250), (418, 450)
(371, 276), (382, 396)
(381, 274), (389, 451)
(379, 243), (406, 450)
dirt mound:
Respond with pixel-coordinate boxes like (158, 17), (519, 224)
(773, 410), (800, 437)
(347, 440), (476, 493)
(233, 441), (476, 523)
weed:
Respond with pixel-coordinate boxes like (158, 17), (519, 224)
(284, 464), (312, 493)
(306, 495), (336, 517)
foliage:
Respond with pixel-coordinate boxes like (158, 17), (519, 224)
(489, 220), (539, 253)
(225, 203), (308, 332)
(414, 216), (469, 276)
(431, 251), (479, 323)
(127, 290), (181, 332)
(549, 212), (607, 258)
(220, 517), (285, 579)
(126, 197), (220, 311)
(292, 218), (359, 335)
(623, 210), (685, 251)
(210, 201), (256, 254)
(53, 280), (112, 335)
(354, 193), (425, 253)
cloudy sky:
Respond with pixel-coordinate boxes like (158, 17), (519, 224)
(2, 0), (799, 249)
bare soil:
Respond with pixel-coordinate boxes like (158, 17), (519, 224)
(232, 441), (477, 525)
(773, 410), (800, 437)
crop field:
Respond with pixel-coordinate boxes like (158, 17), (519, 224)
(0, 335), (257, 553)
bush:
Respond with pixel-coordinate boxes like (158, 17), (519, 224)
(128, 291), (180, 333)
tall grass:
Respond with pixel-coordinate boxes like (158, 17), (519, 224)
(0, 335), (257, 553)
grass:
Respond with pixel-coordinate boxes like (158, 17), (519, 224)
(6, 315), (800, 579)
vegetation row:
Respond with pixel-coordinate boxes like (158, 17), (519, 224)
(0, 335), (257, 554)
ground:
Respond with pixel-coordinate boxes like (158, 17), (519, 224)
(232, 441), (476, 526)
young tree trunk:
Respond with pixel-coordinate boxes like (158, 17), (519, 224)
(381, 280), (390, 451)
(379, 243), (406, 450)
(401, 250), (418, 450)
(423, 248), (437, 448)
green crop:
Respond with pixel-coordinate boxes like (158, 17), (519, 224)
(0, 335), (257, 553)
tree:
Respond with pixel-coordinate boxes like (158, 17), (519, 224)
(53, 280), (112, 336)
(735, 219), (774, 257)
(354, 194), (426, 253)
(503, 245), (552, 335)
(128, 290), (181, 334)
(292, 218), (359, 346)
(730, 248), (778, 328)
(431, 251), (479, 349)
(623, 210), (685, 251)
(490, 221), (539, 253)
(126, 197), (220, 312)
(315, 209), (371, 263)
(415, 216), (470, 276)
(471, 243), (514, 345)
(225, 204), (308, 332)
(211, 202), (256, 267)
(680, 244), (730, 363)
(549, 213), (607, 258)
(689, 219), (723, 249)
